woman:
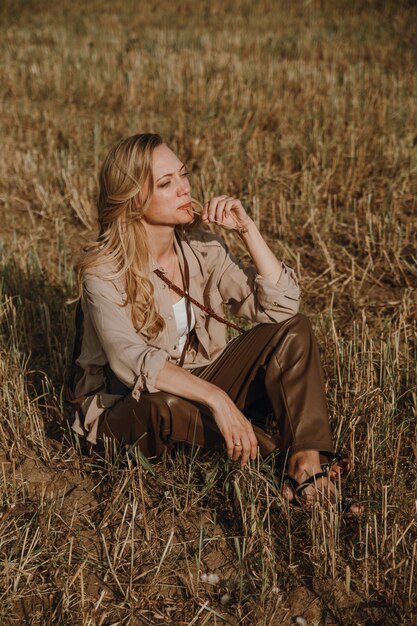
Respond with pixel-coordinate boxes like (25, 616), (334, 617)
(71, 133), (360, 513)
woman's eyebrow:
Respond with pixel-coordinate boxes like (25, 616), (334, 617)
(156, 163), (186, 182)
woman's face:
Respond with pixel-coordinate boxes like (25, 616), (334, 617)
(141, 143), (193, 227)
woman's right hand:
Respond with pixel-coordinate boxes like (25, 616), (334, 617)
(208, 390), (259, 467)
(153, 362), (259, 467)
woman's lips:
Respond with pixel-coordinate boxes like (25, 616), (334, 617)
(178, 202), (192, 210)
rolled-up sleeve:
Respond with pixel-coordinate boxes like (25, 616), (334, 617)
(212, 239), (300, 323)
(254, 264), (300, 312)
(83, 275), (170, 397)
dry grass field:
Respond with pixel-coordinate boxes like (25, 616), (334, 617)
(1, 0), (416, 624)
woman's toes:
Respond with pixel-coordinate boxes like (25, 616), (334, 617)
(282, 482), (295, 502)
(347, 501), (365, 516)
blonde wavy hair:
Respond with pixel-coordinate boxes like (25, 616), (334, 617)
(74, 133), (200, 339)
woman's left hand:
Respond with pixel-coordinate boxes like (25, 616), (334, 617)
(202, 195), (252, 232)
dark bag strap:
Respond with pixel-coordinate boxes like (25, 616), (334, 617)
(66, 300), (105, 404)
(68, 300), (84, 395)
(156, 231), (244, 335)
(153, 269), (245, 335)
(175, 235), (193, 367)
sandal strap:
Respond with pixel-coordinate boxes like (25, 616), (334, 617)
(290, 470), (328, 495)
(283, 474), (300, 492)
(321, 450), (351, 474)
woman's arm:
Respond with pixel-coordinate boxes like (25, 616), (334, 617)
(153, 361), (258, 468)
(199, 196), (300, 323)
(235, 217), (283, 283)
(83, 273), (171, 395)
(202, 195), (283, 283)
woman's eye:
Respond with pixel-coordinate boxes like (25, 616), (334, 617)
(159, 172), (189, 188)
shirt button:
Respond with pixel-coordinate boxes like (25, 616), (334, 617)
(162, 284), (167, 289)
(173, 345), (177, 350)
(168, 315), (172, 320)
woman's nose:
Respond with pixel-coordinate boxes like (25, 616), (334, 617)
(178, 178), (191, 195)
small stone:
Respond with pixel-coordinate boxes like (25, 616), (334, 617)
(220, 592), (232, 605)
(271, 586), (281, 594)
(294, 617), (307, 626)
(207, 573), (220, 585)
(200, 573), (208, 583)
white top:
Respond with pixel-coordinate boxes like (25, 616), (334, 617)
(172, 297), (196, 352)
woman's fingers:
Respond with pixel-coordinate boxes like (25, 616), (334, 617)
(202, 195), (249, 231)
(240, 425), (259, 465)
(203, 195), (243, 228)
(232, 441), (242, 462)
(245, 427), (259, 461)
(224, 199), (235, 222)
(230, 434), (247, 463)
(224, 431), (235, 460)
(215, 197), (231, 224)
(212, 197), (237, 225)
(231, 426), (258, 466)
(205, 195), (228, 223)
(239, 432), (252, 467)
(214, 398), (259, 467)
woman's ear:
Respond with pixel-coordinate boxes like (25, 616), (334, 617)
(134, 188), (145, 213)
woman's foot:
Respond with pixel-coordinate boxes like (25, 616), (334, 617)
(282, 449), (363, 515)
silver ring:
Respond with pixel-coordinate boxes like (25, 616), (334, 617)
(233, 442), (242, 447)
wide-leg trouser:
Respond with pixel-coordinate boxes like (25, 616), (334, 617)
(97, 314), (334, 460)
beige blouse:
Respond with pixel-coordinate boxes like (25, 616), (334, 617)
(72, 228), (301, 444)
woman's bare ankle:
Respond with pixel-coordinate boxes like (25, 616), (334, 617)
(287, 449), (322, 483)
